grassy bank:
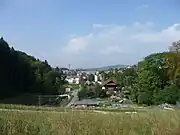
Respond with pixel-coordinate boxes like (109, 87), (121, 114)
(0, 108), (180, 135)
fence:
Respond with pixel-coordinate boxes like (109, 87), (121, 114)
(38, 95), (69, 106)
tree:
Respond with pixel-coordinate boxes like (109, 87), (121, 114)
(93, 82), (101, 97)
(165, 52), (180, 86)
(79, 73), (87, 85)
(131, 53), (170, 105)
(77, 85), (88, 100)
(156, 85), (180, 104)
(88, 74), (95, 82)
(0, 38), (67, 101)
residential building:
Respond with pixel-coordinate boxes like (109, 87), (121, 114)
(60, 68), (69, 74)
(65, 78), (74, 84)
(62, 85), (72, 93)
(65, 77), (79, 84)
(102, 78), (117, 92)
(74, 77), (80, 84)
(94, 75), (98, 82)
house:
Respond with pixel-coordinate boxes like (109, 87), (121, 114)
(102, 78), (117, 91)
(62, 85), (72, 93)
(74, 77), (80, 84)
(94, 74), (98, 82)
(97, 81), (102, 85)
(65, 78), (74, 84)
(85, 80), (91, 85)
(60, 68), (69, 74)
(66, 77), (79, 84)
(102, 79), (118, 96)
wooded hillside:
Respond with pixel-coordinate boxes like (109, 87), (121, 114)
(0, 37), (66, 100)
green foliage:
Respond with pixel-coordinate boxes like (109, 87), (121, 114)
(0, 37), (66, 100)
(70, 84), (79, 90)
(133, 52), (180, 105)
(77, 83), (108, 100)
(156, 85), (180, 104)
(88, 74), (95, 82)
(102, 51), (180, 105)
(77, 85), (88, 100)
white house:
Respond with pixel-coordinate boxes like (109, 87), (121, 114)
(65, 78), (74, 84)
(94, 75), (98, 82)
(65, 77), (79, 84)
(98, 81), (102, 84)
(74, 77), (80, 84)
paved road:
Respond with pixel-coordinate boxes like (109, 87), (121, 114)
(65, 89), (79, 108)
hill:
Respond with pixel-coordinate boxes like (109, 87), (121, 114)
(79, 64), (128, 72)
(0, 37), (66, 101)
(100, 64), (128, 70)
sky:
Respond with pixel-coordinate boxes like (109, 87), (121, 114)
(1, 0), (180, 68)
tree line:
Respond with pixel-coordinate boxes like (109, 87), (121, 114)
(0, 37), (66, 100)
(103, 52), (180, 105)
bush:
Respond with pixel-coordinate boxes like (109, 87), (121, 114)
(156, 85), (180, 104)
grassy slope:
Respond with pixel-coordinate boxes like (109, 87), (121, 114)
(0, 105), (180, 135)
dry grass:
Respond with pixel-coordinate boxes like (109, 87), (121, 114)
(0, 104), (66, 112)
(0, 108), (180, 135)
(0, 104), (148, 113)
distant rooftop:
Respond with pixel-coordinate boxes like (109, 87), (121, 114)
(73, 99), (99, 105)
(60, 68), (69, 70)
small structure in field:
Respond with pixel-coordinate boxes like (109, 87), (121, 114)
(72, 99), (100, 107)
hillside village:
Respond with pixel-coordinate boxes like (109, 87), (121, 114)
(57, 40), (180, 109)
(1, 37), (180, 111)
(2, 1), (180, 134)
(60, 66), (134, 108)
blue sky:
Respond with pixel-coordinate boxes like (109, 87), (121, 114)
(1, 0), (180, 68)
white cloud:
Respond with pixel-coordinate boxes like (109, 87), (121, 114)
(60, 22), (180, 68)
(63, 37), (89, 54)
(131, 24), (180, 43)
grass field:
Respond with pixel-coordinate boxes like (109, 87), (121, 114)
(70, 83), (80, 89)
(0, 103), (151, 114)
(0, 105), (180, 135)
(0, 104), (66, 112)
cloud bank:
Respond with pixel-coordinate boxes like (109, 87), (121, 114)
(59, 22), (180, 68)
